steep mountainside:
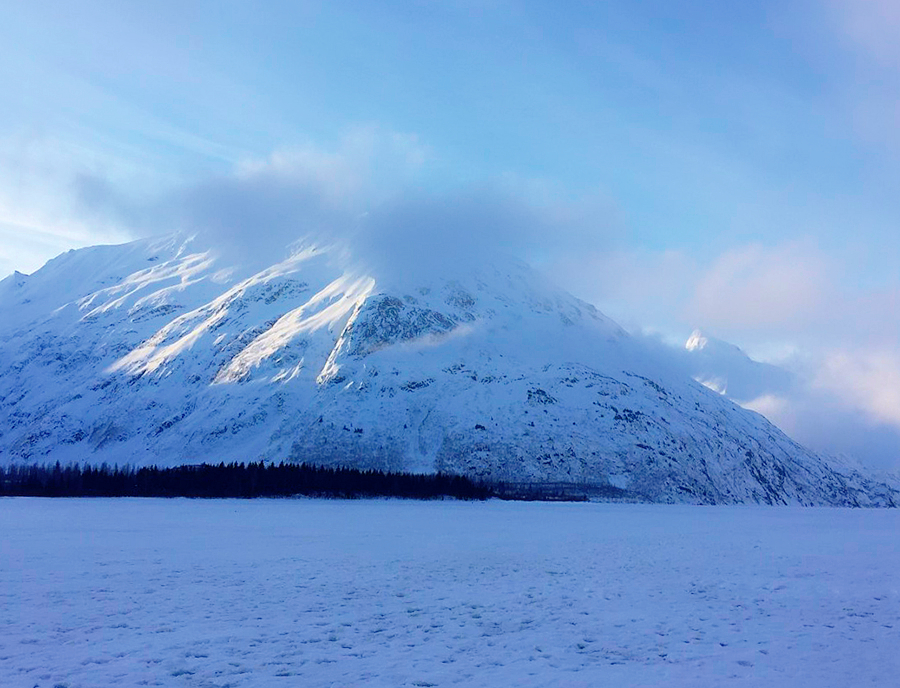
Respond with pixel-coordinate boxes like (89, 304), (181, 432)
(0, 234), (895, 505)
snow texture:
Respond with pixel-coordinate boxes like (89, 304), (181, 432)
(2, 498), (899, 687)
(0, 234), (896, 505)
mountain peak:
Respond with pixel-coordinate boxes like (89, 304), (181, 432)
(685, 329), (707, 352)
(685, 330), (748, 359)
(0, 234), (894, 506)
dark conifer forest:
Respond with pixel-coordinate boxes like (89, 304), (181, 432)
(0, 461), (635, 501)
(0, 461), (491, 500)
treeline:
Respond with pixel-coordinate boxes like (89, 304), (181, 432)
(0, 461), (492, 500)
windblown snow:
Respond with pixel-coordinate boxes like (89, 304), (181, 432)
(0, 234), (895, 505)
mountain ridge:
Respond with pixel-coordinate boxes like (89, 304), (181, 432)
(0, 233), (895, 506)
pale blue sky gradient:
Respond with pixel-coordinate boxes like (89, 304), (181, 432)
(3, 1), (896, 261)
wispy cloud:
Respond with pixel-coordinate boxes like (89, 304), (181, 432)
(689, 241), (831, 331)
(28, 128), (614, 287)
(814, 350), (900, 429)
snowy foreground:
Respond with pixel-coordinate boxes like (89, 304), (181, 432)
(2, 499), (899, 688)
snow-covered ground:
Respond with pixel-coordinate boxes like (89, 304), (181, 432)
(2, 499), (898, 687)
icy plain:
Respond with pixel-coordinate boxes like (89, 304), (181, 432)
(2, 499), (898, 687)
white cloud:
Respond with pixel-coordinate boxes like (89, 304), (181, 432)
(740, 381), (900, 472)
(0, 126), (433, 277)
(234, 126), (432, 205)
(814, 350), (900, 428)
(548, 240), (835, 341)
(688, 241), (831, 331)
(547, 238), (900, 471)
(548, 248), (696, 333)
(0, 134), (139, 274)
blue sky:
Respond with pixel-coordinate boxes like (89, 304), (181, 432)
(2, 0), (900, 466)
(3, 1), (898, 274)
(2, 1), (895, 244)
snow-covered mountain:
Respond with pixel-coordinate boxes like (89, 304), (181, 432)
(684, 330), (794, 402)
(0, 233), (895, 505)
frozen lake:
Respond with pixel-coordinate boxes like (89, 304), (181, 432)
(2, 498), (899, 687)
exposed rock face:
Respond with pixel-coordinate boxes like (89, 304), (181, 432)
(0, 234), (895, 505)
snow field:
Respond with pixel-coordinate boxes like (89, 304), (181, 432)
(1, 498), (899, 687)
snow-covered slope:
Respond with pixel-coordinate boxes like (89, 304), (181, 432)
(0, 234), (895, 505)
(684, 330), (794, 402)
